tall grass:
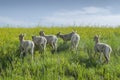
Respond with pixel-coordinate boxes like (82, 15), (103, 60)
(0, 26), (120, 80)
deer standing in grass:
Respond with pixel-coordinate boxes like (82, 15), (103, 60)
(94, 35), (112, 63)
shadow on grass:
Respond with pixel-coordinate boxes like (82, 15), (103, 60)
(69, 53), (98, 68)
(0, 47), (21, 73)
(79, 57), (98, 68)
(64, 53), (99, 80)
(65, 69), (78, 80)
(57, 42), (70, 53)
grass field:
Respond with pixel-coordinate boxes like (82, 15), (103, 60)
(0, 26), (120, 80)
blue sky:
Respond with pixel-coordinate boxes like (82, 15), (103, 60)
(0, 0), (120, 27)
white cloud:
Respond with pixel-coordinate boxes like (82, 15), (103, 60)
(0, 16), (36, 27)
(0, 6), (120, 27)
(54, 7), (111, 16)
(0, 16), (24, 25)
(82, 7), (111, 14)
(40, 6), (120, 27)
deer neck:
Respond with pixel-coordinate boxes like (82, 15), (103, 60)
(20, 39), (24, 44)
(95, 39), (99, 44)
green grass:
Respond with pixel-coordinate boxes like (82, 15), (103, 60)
(0, 26), (120, 80)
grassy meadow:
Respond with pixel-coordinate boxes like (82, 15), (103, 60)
(0, 26), (120, 80)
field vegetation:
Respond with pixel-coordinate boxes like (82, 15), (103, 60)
(0, 26), (120, 80)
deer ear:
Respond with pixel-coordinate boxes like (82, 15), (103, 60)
(95, 34), (98, 37)
(98, 35), (100, 38)
(40, 30), (43, 32)
(21, 33), (24, 36)
(72, 30), (77, 33)
(72, 30), (74, 32)
(94, 35), (97, 38)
